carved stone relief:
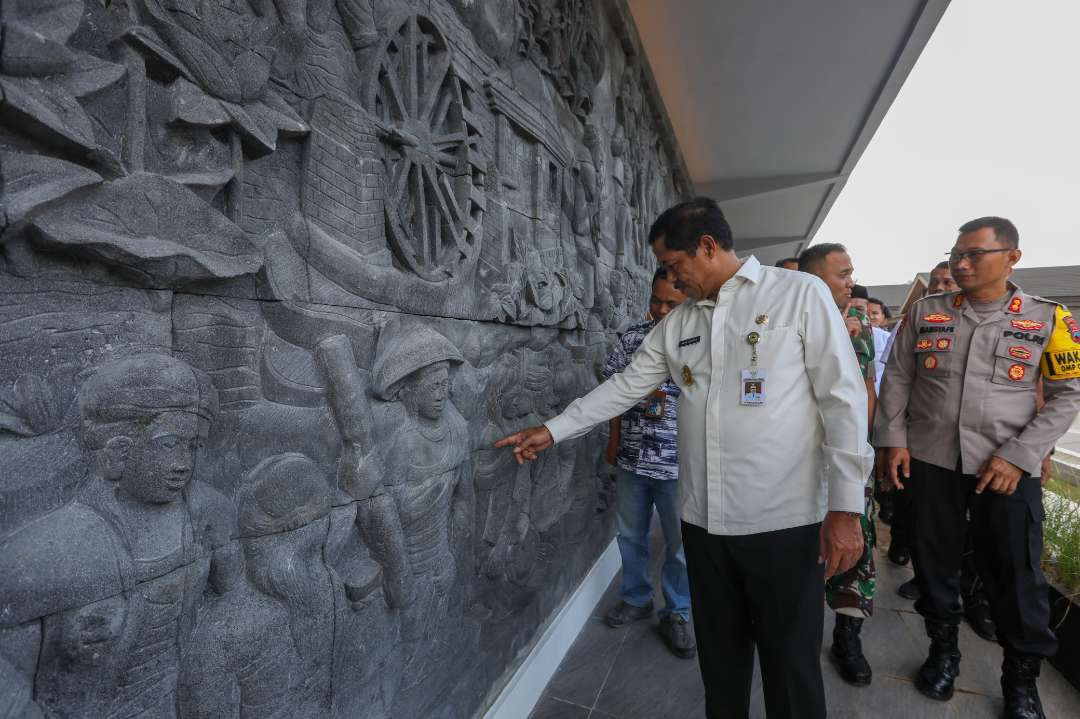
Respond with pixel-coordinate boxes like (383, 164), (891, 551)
(0, 1), (687, 716)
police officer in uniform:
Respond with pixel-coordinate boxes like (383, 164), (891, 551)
(876, 217), (1080, 718)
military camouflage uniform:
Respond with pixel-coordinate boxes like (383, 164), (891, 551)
(825, 307), (877, 618)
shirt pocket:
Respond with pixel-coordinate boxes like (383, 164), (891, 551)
(752, 325), (799, 368)
(990, 336), (1039, 387)
(913, 331), (955, 377)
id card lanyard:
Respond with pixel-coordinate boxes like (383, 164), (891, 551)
(740, 314), (769, 406)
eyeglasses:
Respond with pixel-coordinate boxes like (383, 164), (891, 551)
(946, 248), (1012, 264)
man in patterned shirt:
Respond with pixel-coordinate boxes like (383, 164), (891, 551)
(600, 267), (694, 658)
(800, 245), (878, 687)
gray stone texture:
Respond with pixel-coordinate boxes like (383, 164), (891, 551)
(0, 0), (688, 717)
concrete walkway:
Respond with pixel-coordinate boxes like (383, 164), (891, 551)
(530, 520), (1080, 718)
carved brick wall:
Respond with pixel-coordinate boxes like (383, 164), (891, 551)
(0, 1), (688, 716)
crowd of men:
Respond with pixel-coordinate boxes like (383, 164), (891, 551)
(497, 198), (1080, 719)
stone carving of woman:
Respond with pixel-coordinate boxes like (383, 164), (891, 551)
(0, 354), (231, 719)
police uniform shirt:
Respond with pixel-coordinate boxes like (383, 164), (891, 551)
(545, 256), (874, 536)
(874, 283), (1080, 476)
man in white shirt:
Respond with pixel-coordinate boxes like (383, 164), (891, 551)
(496, 198), (874, 719)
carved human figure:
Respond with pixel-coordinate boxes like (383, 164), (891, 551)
(473, 353), (536, 613)
(0, 354), (231, 719)
(180, 453), (334, 718)
(316, 320), (475, 716)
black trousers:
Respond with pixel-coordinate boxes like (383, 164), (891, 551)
(682, 521), (825, 719)
(909, 459), (1057, 658)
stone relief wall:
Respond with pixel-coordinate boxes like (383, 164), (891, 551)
(0, 1), (689, 717)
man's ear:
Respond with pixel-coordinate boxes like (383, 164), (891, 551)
(1008, 248), (1022, 268)
(699, 234), (716, 257)
(103, 436), (133, 480)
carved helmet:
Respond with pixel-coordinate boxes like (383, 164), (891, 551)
(372, 318), (463, 400)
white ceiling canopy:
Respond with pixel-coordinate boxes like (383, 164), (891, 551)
(626, 0), (951, 262)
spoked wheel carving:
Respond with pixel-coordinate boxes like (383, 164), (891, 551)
(366, 14), (485, 282)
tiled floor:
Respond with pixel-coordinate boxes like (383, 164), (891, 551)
(530, 517), (1080, 718)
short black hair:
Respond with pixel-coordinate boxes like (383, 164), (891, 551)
(775, 257), (799, 268)
(851, 284), (869, 301)
(958, 216), (1019, 249)
(932, 260), (950, 272)
(797, 243), (847, 273)
(868, 298), (891, 318)
(648, 197), (733, 253)
(652, 266), (670, 285)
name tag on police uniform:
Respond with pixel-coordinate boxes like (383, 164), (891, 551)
(740, 368), (767, 406)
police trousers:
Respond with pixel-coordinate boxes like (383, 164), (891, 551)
(909, 459), (1057, 658)
(682, 521), (825, 719)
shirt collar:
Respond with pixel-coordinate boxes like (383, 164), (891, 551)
(692, 256), (761, 309)
(951, 281), (1024, 314)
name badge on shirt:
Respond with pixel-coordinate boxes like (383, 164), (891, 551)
(740, 368), (767, 406)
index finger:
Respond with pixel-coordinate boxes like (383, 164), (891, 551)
(974, 468), (994, 494)
(494, 433), (523, 449)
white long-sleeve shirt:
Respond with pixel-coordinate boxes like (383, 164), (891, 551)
(546, 256), (874, 535)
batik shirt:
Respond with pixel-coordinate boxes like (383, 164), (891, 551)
(602, 320), (680, 481)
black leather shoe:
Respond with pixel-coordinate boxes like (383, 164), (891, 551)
(897, 579), (920, 600)
(830, 614), (872, 686)
(916, 621), (961, 701)
(659, 614), (696, 659)
(887, 543), (910, 566)
(1002, 653), (1046, 719)
(964, 600), (997, 642)
(605, 600), (653, 628)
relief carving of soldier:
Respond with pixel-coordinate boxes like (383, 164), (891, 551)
(315, 319), (477, 716)
(0, 354), (231, 719)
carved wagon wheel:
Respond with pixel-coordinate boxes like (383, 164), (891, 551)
(366, 14), (485, 282)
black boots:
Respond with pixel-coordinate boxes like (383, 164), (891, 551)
(916, 621), (961, 701)
(830, 614), (872, 686)
(1002, 653), (1046, 719)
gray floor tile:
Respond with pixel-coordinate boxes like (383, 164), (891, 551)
(593, 621), (705, 717)
(540, 518), (1080, 718)
(528, 695), (591, 719)
(545, 617), (628, 708)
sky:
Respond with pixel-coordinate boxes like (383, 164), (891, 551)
(812, 0), (1080, 287)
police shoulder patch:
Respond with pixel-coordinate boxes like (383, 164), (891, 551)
(1042, 305), (1080, 380)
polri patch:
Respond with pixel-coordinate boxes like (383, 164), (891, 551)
(922, 313), (953, 323)
(1008, 346), (1033, 361)
(935, 338), (952, 351)
(1011, 319), (1045, 331)
(678, 336), (701, 347)
(1008, 363), (1026, 381)
(923, 354), (938, 370)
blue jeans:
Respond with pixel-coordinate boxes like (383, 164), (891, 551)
(615, 466), (690, 619)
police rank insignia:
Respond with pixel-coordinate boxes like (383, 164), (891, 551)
(935, 338), (952, 351)
(1011, 319), (1046, 331)
(681, 364), (695, 386)
(1008, 363), (1026, 381)
(1008, 297), (1023, 313)
(1008, 346), (1033, 360)
(953, 294), (965, 308)
(923, 354), (938, 370)
(915, 338), (933, 350)
(922, 313), (953, 323)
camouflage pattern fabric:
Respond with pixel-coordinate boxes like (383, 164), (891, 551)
(826, 489), (877, 617)
(847, 306), (876, 382)
(602, 320), (680, 482)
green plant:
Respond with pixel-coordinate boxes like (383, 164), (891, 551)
(1043, 481), (1080, 595)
